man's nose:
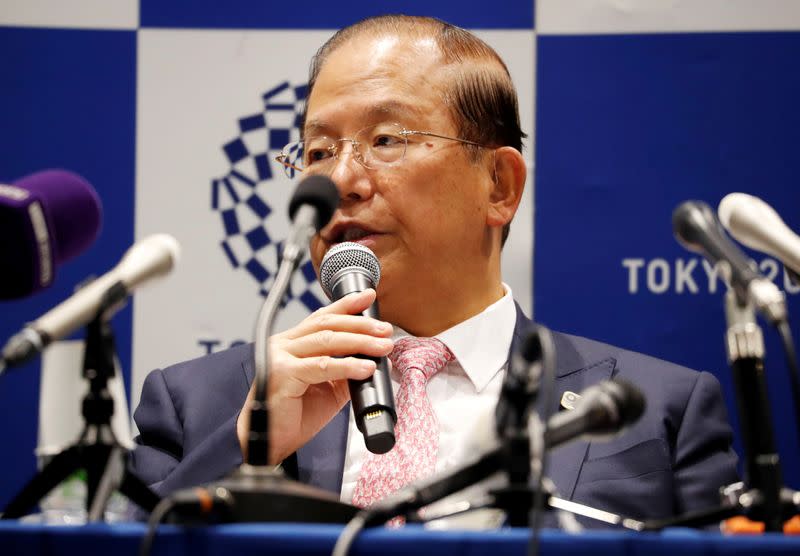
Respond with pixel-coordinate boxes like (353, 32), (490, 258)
(330, 143), (374, 202)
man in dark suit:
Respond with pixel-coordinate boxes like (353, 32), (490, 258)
(130, 15), (738, 524)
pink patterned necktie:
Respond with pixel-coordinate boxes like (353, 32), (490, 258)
(352, 337), (454, 508)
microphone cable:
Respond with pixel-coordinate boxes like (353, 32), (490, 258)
(138, 487), (233, 556)
(139, 497), (176, 556)
(331, 511), (369, 556)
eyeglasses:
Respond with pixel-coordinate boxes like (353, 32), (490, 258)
(275, 122), (488, 176)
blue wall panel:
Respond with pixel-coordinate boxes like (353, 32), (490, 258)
(140, 0), (535, 29)
(535, 32), (800, 486)
(0, 27), (137, 507)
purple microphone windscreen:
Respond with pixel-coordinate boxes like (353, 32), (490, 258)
(0, 169), (102, 299)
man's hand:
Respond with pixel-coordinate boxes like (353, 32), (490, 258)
(236, 288), (393, 464)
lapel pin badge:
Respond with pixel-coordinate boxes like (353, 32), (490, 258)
(560, 391), (581, 411)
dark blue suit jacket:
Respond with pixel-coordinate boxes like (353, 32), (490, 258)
(130, 305), (739, 523)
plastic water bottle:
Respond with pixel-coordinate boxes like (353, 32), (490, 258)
(38, 470), (88, 525)
(25, 469), (131, 525)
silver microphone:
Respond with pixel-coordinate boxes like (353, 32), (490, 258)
(2, 234), (180, 369)
(719, 192), (800, 278)
(673, 200), (786, 323)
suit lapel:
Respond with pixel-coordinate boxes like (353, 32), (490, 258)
(546, 353), (616, 499)
(296, 405), (349, 493)
(511, 305), (617, 499)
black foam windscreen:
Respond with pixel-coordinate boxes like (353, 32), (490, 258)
(288, 175), (339, 231)
(0, 170), (101, 299)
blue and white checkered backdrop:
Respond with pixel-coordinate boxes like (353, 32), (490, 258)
(2, 1), (799, 509)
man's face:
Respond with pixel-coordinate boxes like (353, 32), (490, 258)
(305, 34), (496, 323)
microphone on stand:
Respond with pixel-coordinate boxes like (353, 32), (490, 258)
(1, 234), (180, 372)
(247, 174), (340, 466)
(350, 378), (646, 527)
(0, 169), (102, 300)
(332, 378), (646, 556)
(544, 379), (645, 448)
(672, 200), (786, 324)
(673, 198), (798, 532)
(1, 233), (181, 520)
(718, 193), (800, 484)
(718, 193), (800, 279)
(168, 175), (359, 525)
(319, 242), (396, 454)
(400, 380), (647, 528)
(493, 325), (556, 530)
(496, 325), (553, 436)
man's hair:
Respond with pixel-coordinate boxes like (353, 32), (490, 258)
(305, 14), (527, 246)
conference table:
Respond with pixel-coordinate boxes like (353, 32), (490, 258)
(2, 521), (800, 556)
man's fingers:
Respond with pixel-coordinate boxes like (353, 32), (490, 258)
(285, 313), (392, 340)
(289, 356), (377, 387)
(289, 330), (394, 358)
(314, 288), (376, 317)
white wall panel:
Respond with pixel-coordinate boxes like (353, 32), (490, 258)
(0, 0), (138, 29)
(538, 0), (800, 34)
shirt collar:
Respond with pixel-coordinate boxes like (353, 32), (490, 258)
(392, 284), (516, 393)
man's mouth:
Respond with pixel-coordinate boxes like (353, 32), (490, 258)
(340, 227), (373, 242)
(325, 223), (381, 244)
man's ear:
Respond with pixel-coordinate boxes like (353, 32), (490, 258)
(487, 146), (526, 228)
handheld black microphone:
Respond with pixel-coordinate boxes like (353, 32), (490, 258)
(319, 242), (396, 455)
(544, 378), (646, 449)
(1, 234), (180, 370)
(719, 193), (800, 278)
(672, 200), (786, 323)
(0, 169), (102, 299)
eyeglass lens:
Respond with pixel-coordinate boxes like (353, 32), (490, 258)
(283, 123), (409, 172)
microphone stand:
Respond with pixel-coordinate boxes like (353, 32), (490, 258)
(490, 325), (555, 528)
(725, 290), (787, 530)
(638, 289), (799, 532)
(174, 205), (357, 524)
(2, 283), (160, 520)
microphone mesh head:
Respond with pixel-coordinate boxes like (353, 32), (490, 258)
(288, 175), (339, 231)
(319, 242), (381, 301)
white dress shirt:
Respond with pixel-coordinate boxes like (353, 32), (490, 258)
(340, 285), (517, 503)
